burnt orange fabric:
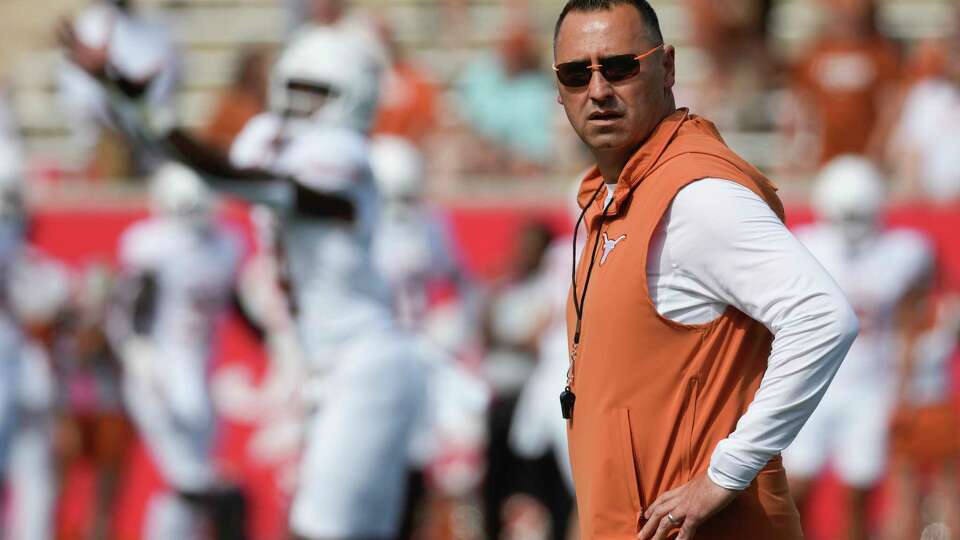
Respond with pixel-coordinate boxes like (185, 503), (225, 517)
(891, 402), (960, 469)
(565, 109), (802, 539)
(792, 36), (900, 164)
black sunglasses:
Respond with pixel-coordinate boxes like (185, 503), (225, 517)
(553, 44), (663, 88)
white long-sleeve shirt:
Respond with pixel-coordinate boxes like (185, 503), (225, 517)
(605, 179), (859, 491)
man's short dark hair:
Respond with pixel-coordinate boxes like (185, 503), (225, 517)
(553, 0), (664, 47)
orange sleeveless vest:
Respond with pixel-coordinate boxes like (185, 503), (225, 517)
(565, 109), (803, 539)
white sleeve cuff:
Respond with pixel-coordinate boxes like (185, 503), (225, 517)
(707, 442), (772, 491)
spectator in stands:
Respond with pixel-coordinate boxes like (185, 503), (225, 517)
(56, 0), (180, 178)
(370, 18), (441, 147)
(888, 7), (960, 202)
(437, 0), (472, 48)
(454, 21), (556, 174)
(0, 89), (21, 165)
(284, 0), (349, 34)
(284, 0), (308, 36)
(781, 0), (901, 172)
(304, 0), (345, 26)
(202, 46), (271, 155)
(678, 0), (774, 130)
(286, 0), (385, 64)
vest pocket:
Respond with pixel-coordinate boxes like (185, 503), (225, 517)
(683, 377), (699, 480)
(617, 408), (644, 530)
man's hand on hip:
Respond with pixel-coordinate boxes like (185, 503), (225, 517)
(637, 472), (738, 540)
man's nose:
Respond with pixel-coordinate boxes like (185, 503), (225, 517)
(587, 69), (614, 102)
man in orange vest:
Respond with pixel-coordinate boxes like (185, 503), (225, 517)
(552, 1), (860, 539)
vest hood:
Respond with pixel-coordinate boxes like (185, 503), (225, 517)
(576, 108), (741, 220)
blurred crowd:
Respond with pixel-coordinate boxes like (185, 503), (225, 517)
(0, 0), (956, 540)
(7, 0), (957, 195)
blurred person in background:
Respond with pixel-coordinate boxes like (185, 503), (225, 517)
(286, 0), (385, 66)
(0, 144), (66, 540)
(202, 46), (272, 157)
(784, 156), (933, 540)
(112, 162), (249, 540)
(0, 89), (20, 161)
(508, 191), (582, 540)
(678, 0), (775, 130)
(369, 135), (489, 539)
(6, 253), (69, 540)
(56, 0), (180, 178)
(96, 26), (426, 539)
(884, 273), (960, 540)
(227, 27), (427, 540)
(479, 220), (559, 540)
(781, 0), (901, 173)
(455, 21), (556, 174)
(286, 0), (346, 31)
(54, 264), (132, 540)
(888, 8), (960, 202)
(370, 19), (441, 147)
(210, 204), (307, 498)
(370, 136), (475, 338)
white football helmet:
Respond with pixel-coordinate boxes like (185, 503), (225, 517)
(812, 155), (886, 245)
(8, 254), (70, 327)
(270, 26), (382, 134)
(370, 136), (425, 201)
(148, 161), (214, 228)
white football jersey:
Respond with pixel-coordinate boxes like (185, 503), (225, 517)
(795, 224), (933, 389)
(901, 323), (956, 406)
(896, 297), (960, 407)
(372, 205), (461, 329)
(231, 114), (392, 368)
(119, 217), (242, 362)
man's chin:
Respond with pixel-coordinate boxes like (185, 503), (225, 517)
(584, 133), (630, 151)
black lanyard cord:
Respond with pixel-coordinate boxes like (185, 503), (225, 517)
(571, 183), (614, 345)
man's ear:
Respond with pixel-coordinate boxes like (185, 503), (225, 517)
(662, 44), (676, 89)
(557, 94), (563, 104)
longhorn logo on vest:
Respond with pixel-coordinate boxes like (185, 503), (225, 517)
(600, 232), (626, 265)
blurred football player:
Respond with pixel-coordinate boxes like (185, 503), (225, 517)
(884, 278), (960, 540)
(6, 252), (68, 540)
(369, 136), (474, 337)
(784, 156), (934, 540)
(229, 27), (427, 540)
(0, 147), (23, 499)
(506, 238), (576, 540)
(96, 22), (426, 538)
(478, 221), (558, 540)
(369, 136), (488, 538)
(0, 143), (66, 540)
(112, 162), (249, 540)
(507, 180), (588, 540)
(54, 264), (132, 540)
